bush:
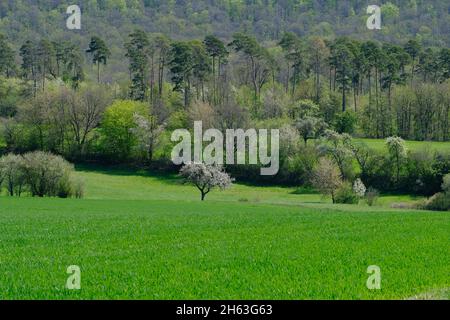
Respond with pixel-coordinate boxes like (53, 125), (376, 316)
(333, 111), (357, 134)
(72, 176), (85, 199)
(334, 182), (359, 204)
(362, 150), (450, 196)
(365, 187), (380, 207)
(442, 174), (450, 193)
(287, 145), (319, 185)
(21, 152), (74, 197)
(0, 151), (85, 198)
(353, 178), (366, 197)
(403, 149), (441, 196)
(0, 151), (83, 198)
(56, 175), (73, 198)
(0, 153), (26, 196)
(424, 193), (450, 211)
(311, 158), (343, 203)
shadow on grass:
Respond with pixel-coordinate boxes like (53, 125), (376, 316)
(75, 163), (183, 185)
(75, 163), (304, 190)
(290, 187), (318, 195)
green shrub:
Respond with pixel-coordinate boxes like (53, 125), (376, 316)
(57, 176), (73, 198)
(0, 151), (84, 198)
(424, 193), (450, 211)
(72, 177), (85, 199)
(21, 151), (74, 197)
(442, 174), (450, 193)
(333, 111), (357, 134)
(0, 153), (26, 196)
(335, 182), (359, 204)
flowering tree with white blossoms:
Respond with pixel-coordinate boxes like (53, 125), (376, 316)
(180, 163), (233, 201)
(386, 136), (407, 183)
(131, 113), (165, 162)
(353, 178), (366, 198)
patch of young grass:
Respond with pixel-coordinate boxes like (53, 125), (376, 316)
(0, 197), (448, 300)
(74, 165), (423, 208)
(355, 139), (450, 153)
(0, 166), (447, 300)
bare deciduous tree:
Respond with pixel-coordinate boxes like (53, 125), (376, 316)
(67, 86), (112, 156)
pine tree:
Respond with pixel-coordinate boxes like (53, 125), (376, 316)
(153, 34), (171, 98)
(36, 39), (55, 91)
(169, 41), (195, 108)
(404, 39), (422, 86)
(330, 38), (353, 112)
(204, 35), (228, 104)
(125, 30), (150, 101)
(20, 40), (38, 96)
(279, 32), (307, 96)
(86, 36), (110, 83)
(0, 34), (16, 78)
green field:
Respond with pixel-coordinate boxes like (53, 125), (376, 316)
(355, 138), (450, 153)
(0, 166), (449, 300)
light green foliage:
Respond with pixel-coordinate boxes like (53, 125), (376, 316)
(0, 77), (24, 117)
(100, 100), (148, 160)
(382, 2), (401, 20)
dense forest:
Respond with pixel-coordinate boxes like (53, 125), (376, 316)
(1, 0), (450, 80)
(0, 1), (449, 200)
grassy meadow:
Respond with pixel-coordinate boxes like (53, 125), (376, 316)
(1, 1), (449, 301)
(356, 138), (450, 153)
(0, 160), (449, 300)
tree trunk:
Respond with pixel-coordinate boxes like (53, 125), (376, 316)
(286, 64), (290, 94)
(212, 56), (216, 104)
(97, 63), (100, 83)
(150, 54), (155, 104)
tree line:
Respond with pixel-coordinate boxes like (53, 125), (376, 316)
(1, 29), (450, 199)
(1, 31), (449, 141)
